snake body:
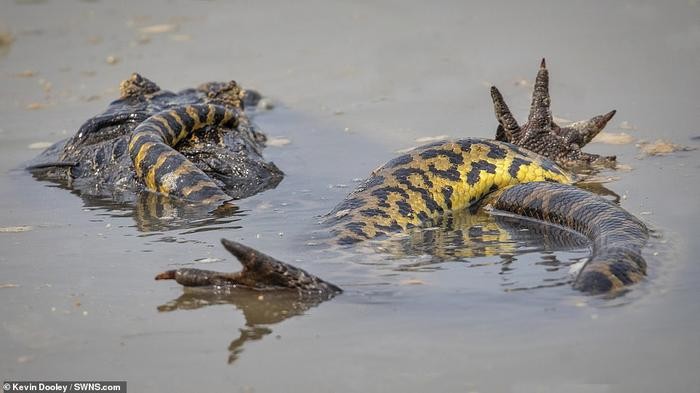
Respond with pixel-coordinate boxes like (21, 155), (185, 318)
(140, 61), (649, 295)
(128, 104), (238, 204)
(488, 182), (647, 293)
(326, 138), (573, 244)
(134, 111), (648, 294)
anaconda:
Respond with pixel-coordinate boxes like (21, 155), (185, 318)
(153, 60), (648, 296)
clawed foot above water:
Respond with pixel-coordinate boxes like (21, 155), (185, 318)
(490, 59), (617, 168)
(156, 60), (626, 296)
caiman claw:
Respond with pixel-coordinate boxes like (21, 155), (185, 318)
(156, 239), (342, 297)
(491, 59), (617, 167)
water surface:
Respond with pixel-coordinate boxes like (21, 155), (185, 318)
(1, 1), (699, 392)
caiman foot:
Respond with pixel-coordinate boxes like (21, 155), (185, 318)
(490, 59), (617, 168)
(156, 239), (342, 297)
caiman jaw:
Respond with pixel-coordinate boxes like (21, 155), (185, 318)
(156, 238), (342, 297)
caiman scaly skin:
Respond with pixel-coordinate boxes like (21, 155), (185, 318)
(156, 239), (342, 297)
(158, 61), (648, 297)
(28, 74), (283, 202)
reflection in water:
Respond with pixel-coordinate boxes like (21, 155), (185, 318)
(576, 179), (622, 204)
(381, 209), (589, 261)
(154, 212), (595, 365)
(367, 210), (590, 291)
(91, 192), (244, 233)
(29, 170), (245, 233)
(33, 165), (626, 363)
(157, 289), (327, 364)
(131, 193), (242, 233)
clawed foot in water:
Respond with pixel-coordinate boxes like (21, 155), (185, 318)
(156, 60), (647, 297)
(155, 239), (341, 298)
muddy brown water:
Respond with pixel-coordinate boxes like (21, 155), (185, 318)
(1, 1), (699, 392)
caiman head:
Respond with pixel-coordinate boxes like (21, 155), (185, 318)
(36, 73), (282, 201)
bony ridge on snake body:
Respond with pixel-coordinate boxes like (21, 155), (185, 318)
(148, 60), (647, 296)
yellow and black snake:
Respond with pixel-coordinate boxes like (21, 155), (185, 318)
(128, 104), (239, 205)
(323, 138), (573, 245)
(143, 61), (648, 296)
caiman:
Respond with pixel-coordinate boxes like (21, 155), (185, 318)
(30, 61), (647, 297)
(28, 73), (283, 203)
(152, 60), (648, 297)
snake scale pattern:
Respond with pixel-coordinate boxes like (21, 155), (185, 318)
(70, 61), (650, 296)
(128, 104), (239, 204)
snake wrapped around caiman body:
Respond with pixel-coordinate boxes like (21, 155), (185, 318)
(128, 103), (239, 204)
(138, 60), (648, 296)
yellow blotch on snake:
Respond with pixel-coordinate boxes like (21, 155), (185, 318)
(326, 138), (573, 245)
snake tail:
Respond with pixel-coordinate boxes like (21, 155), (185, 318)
(128, 104), (238, 204)
(488, 181), (648, 294)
